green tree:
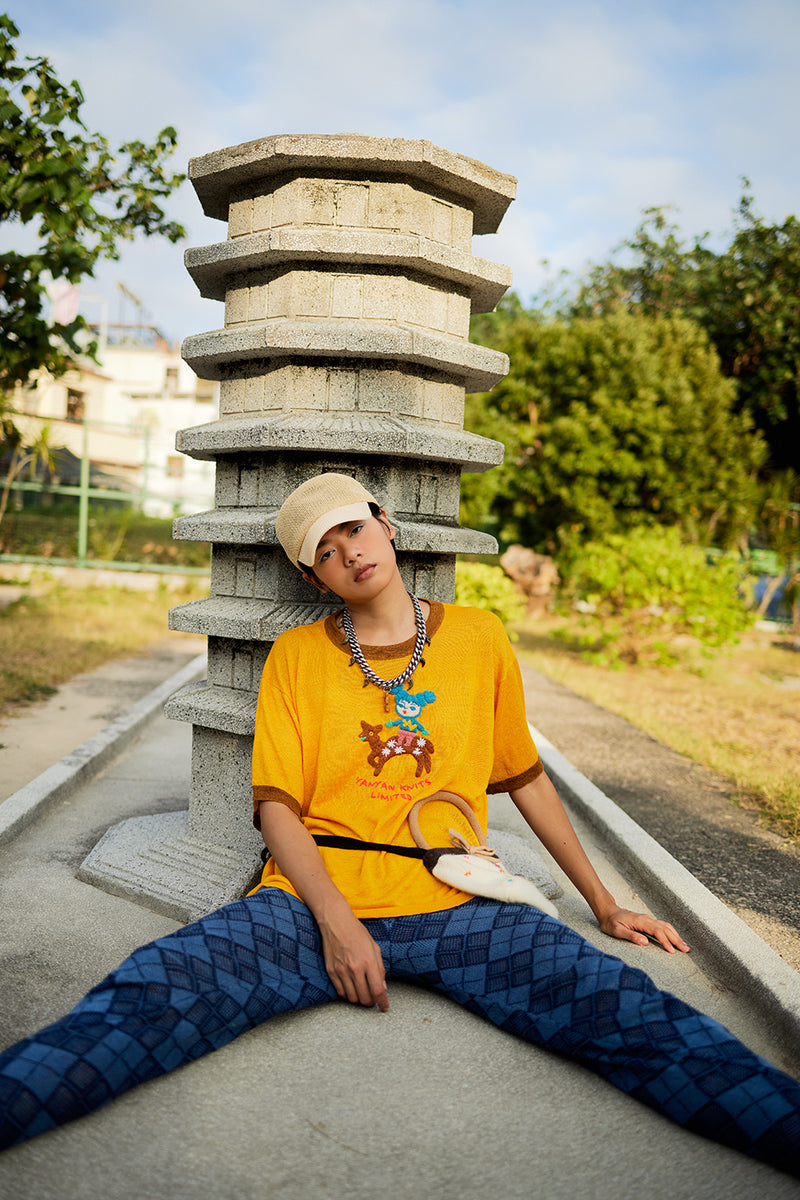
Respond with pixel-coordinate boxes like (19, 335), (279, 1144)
(0, 15), (186, 391)
(574, 205), (709, 321)
(463, 295), (544, 540)
(573, 190), (800, 471)
(753, 471), (800, 626)
(464, 305), (766, 558)
(700, 189), (800, 463)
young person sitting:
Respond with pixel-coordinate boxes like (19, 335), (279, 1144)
(0, 473), (798, 1179)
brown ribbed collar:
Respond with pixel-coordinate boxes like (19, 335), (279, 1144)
(324, 600), (444, 660)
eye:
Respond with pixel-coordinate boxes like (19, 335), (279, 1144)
(349, 522), (364, 536)
(317, 547), (334, 564)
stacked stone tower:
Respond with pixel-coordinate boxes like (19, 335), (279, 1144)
(79, 134), (517, 921)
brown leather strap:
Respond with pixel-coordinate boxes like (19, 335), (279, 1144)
(407, 791), (484, 850)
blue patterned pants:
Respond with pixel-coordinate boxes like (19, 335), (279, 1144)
(1, 890), (799, 1175)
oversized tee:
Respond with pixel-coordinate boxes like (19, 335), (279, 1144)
(250, 601), (542, 918)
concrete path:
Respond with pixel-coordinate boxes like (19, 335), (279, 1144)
(0, 634), (207, 804)
(519, 662), (800, 971)
(0, 646), (799, 1200)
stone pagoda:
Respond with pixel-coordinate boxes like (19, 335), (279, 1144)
(79, 134), (517, 920)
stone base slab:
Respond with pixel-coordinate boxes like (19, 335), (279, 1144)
(77, 811), (262, 924)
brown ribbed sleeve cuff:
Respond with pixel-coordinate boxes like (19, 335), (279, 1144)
(487, 759), (544, 795)
(252, 786), (302, 829)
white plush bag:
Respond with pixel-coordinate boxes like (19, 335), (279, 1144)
(407, 792), (559, 919)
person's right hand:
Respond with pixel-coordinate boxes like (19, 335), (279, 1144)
(319, 906), (389, 1011)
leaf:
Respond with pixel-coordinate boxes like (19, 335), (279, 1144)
(0, 20), (185, 390)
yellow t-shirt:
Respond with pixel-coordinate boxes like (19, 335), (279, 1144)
(250, 601), (542, 918)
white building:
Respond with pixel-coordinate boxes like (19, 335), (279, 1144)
(13, 325), (217, 517)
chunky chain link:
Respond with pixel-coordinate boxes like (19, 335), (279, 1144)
(341, 594), (427, 693)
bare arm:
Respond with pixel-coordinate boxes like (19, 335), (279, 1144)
(509, 770), (689, 953)
(258, 801), (389, 1009)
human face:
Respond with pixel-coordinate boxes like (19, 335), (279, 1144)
(395, 696), (421, 719)
(305, 513), (396, 599)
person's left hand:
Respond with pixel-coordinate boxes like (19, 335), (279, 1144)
(599, 907), (690, 953)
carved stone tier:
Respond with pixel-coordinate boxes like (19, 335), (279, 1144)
(185, 230), (511, 313)
(181, 324), (507, 393)
(79, 134), (520, 921)
(187, 134), (516, 234)
(173, 510), (495, 553)
(174, 413), (504, 467)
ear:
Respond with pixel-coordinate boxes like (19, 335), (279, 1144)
(378, 507), (396, 541)
(302, 570), (329, 594)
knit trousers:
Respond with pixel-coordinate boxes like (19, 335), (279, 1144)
(1, 890), (798, 1175)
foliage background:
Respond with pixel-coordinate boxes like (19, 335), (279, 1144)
(460, 188), (800, 638)
(464, 303), (767, 559)
(0, 15), (185, 392)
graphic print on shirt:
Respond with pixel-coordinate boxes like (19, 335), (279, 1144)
(359, 684), (437, 778)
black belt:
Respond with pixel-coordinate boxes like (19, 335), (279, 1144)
(260, 835), (425, 865)
(314, 834), (425, 858)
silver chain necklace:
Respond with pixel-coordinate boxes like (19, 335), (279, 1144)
(341, 594), (428, 701)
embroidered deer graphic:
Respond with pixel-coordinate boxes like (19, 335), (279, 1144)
(359, 721), (434, 778)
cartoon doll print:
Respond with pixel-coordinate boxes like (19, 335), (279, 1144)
(359, 685), (437, 777)
(386, 685), (437, 736)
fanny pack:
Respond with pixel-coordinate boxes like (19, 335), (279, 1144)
(313, 791), (559, 919)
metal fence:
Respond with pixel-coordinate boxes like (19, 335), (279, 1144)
(0, 417), (209, 577)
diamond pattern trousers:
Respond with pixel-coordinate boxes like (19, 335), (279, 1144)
(1, 890), (798, 1175)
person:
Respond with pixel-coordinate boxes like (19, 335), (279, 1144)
(0, 471), (798, 1178)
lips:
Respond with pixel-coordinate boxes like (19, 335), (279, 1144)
(354, 563), (376, 582)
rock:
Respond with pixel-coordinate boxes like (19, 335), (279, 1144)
(500, 544), (559, 615)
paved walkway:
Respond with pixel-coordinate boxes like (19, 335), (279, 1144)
(519, 662), (800, 971)
(0, 634), (207, 803)
(0, 642), (799, 1200)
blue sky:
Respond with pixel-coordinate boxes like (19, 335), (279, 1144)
(8, 0), (800, 344)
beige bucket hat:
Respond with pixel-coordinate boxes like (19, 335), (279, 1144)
(275, 473), (380, 568)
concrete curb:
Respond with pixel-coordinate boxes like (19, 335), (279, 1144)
(0, 654), (207, 847)
(532, 722), (800, 1051)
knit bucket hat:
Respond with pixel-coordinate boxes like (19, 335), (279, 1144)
(276, 473), (380, 569)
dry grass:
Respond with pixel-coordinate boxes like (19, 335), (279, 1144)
(514, 616), (800, 840)
(0, 578), (206, 720)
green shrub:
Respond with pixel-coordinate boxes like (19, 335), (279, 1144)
(454, 562), (526, 635)
(562, 527), (752, 665)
